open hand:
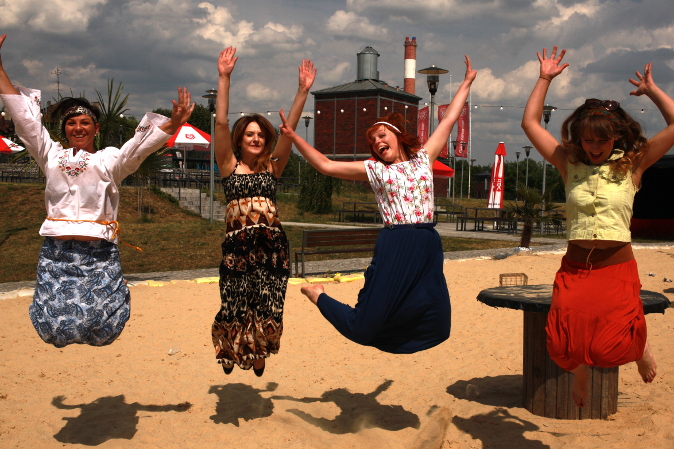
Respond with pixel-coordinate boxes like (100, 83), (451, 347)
(464, 55), (477, 83)
(537, 46), (569, 81)
(629, 62), (655, 97)
(298, 59), (316, 92)
(218, 46), (238, 77)
(167, 87), (195, 131)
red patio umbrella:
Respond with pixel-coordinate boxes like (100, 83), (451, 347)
(0, 136), (24, 153)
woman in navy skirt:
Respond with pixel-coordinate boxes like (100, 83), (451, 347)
(279, 56), (477, 354)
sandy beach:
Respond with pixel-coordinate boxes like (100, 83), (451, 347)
(1, 246), (673, 449)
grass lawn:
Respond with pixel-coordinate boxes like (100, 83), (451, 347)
(1, 182), (545, 283)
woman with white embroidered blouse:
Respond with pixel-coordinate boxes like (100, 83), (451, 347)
(278, 56), (477, 354)
(0, 34), (194, 347)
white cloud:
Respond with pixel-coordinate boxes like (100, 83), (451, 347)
(21, 59), (45, 78)
(0, 0), (106, 33)
(246, 82), (280, 103)
(194, 3), (305, 53)
(193, 2), (255, 48)
(322, 61), (352, 84)
(326, 10), (388, 40)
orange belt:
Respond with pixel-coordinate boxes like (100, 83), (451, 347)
(46, 217), (143, 252)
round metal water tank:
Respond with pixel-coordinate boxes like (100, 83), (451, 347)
(357, 46), (380, 81)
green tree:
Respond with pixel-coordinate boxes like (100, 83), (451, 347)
(94, 79), (129, 151)
(298, 163), (334, 214)
(505, 185), (559, 248)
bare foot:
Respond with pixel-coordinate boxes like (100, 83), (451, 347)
(571, 364), (589, 408)
(300, 284), (324, 305)
(636, 341), (657, 383)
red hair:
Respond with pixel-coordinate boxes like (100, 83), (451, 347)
(366, 113), (420, 164)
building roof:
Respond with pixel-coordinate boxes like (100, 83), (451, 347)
(312, 79), (422, 101)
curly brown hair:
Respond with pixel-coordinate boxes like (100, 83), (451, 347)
(365, 112), (421, 164)
(230, 114), (277, 172)
(561, 102), (649, 177)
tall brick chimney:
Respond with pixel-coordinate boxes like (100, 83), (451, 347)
(404, 37), (417, 94)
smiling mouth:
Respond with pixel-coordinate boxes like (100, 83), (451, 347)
(378, 144), (389, 153)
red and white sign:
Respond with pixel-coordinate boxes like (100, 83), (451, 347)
(417, 106), (429, 145)
(488, 142), (507, 209)
(455, 102), (469, 157)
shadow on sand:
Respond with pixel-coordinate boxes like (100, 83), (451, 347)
(446, 374), (523, 408)
(52, 395), (191, 446)
(208, 382), (279, 426)
(271, 379), (420, 434)
(453, 408), (552, 449)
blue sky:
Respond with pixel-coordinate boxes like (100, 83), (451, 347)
(1, 0), (673, 164)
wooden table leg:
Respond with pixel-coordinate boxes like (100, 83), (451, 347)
(522, 311), (618, 419)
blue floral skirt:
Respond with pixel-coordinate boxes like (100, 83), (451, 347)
(29, 237), (131, 347)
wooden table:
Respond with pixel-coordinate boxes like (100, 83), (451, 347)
(477, 285), (670, 420)
(456, 207), (516, 233)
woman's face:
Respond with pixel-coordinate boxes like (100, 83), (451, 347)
(580, 130), (615, 165)
(371, 125), (405, 164)
(64, 114), (99, 152)
(239, 121), (266, 157)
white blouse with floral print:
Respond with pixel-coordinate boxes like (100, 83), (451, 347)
(364, 148), (434, 225)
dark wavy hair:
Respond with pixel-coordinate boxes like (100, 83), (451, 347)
(365, 112), (420, 163)
(230, 114), (277, 172)
(53, 97), (101, 138)
(561, 102), (649, 177)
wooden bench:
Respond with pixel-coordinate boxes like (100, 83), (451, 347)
(456, 207), (517, 233)
(294, 228), (381, 277)
(333, 202), (382, 224)
(433, 201), (464, 223)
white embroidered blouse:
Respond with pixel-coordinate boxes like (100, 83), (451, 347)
(0, 86), (172, 243)
(364, 148), (434, 225)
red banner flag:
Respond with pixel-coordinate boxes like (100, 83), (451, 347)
(455, 102), (469, 157)
(417, 106), (429, 145)
(437, 104), (449, 158)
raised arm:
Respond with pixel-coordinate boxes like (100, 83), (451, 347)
(629, 62), (674, 178)
(270, 59), (316, 177)
(158, 87), (194, 136)
(424, 55), (477, 164)
(0, 34), (19, 95)
(521, 46), (569, 175)
(278, 109), (368, 181)
(214, 47), (238, 177)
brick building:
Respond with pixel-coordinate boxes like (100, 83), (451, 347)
(311, 45), (421, 161)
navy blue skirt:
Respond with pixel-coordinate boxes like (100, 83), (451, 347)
(316, 226), (451, 354)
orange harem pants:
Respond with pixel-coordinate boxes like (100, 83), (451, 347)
(545, 257), (646, 372)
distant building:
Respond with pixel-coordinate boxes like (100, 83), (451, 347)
(312, 45), (421, 161)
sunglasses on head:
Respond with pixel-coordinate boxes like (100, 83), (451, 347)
(584, 99), (620, 111)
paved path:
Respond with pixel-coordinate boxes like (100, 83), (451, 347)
(3, 221), (669, 295)
(0, 222), (566, 294)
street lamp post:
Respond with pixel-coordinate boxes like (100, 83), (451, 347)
(523, 145), (532, 188)
(540, 105), (556, 233)
(541, 105), (556, 197)
(418, 64), (448, 135)
(203, 89), (218, 222)
(470, 158), (476, 198)
(515, 151), (521, 198)
(301, 114), (313, 187)
(452, 141), (467, 199)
